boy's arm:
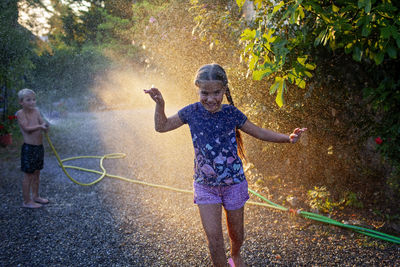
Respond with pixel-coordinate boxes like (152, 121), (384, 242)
(16, 110), (46, 133)
(38, 109), (49, 132)
(240, 120), (306, 143)
(38, 110), (45, 124)
(144, 88), (184, 132)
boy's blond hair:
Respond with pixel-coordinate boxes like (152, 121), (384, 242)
(18, 88), (36, 101)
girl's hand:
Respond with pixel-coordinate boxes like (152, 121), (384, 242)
(289, 128), (307, 144)
(144, 87), (165, 107)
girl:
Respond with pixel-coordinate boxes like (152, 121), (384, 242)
(144, 63), (306, 267)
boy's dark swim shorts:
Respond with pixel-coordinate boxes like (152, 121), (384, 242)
(21, 143), (44, 173)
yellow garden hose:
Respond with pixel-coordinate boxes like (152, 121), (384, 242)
(45, 133), (192, 193)
(45, 132), (400, 244)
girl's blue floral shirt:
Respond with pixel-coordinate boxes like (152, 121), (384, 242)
(178, 102), (247, 186)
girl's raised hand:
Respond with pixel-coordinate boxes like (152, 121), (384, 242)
(289, 127), (307, 144)
(144, 87), (165, 106)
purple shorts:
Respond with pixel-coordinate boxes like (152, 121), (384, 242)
(193, 179), (250, 210)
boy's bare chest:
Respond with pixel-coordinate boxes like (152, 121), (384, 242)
(23, 111), (40, 125)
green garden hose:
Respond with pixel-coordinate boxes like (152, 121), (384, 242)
(45, 133), (400, 245)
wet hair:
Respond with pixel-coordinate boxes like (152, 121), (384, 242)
(18, 88), (36, 101)
(194, 63), (247, 162)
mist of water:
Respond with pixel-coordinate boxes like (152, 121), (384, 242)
(81, 66), (197, 219)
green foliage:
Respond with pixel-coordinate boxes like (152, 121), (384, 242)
(237, 0), (400, 107)
(307, 186), (364, 213)
(345, 191), (364, 209)
(387, 167), (400, 195)
(79, 5), (107, 43)
(363, 73), (400, 193)
(238, 0), (317, 107)
(96, 10), (133, 45)
(61, 8), (85, 47)
(131, 0), (168, 25)
(372, 208), (400, 223)
(104, 0), (134, 19)
(48, 2), (134, 48)
(0, 0), (35, 89)
(189, 0), (243, 50)
(27, 44), (110, 103)
(307, 186), (337, 213)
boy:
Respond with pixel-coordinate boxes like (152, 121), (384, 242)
(16, 88), (49, 208)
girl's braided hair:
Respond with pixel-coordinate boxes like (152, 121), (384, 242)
(194, 63), (247, 162)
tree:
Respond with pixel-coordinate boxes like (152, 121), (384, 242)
(0, 0), (35, 117)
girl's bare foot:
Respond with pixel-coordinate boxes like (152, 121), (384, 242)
(22, 202), (42, 208)
(231, 255), (246, 267)
(33, 197), (49, 204)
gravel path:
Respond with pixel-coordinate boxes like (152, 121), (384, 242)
(1, 109), (399, 266)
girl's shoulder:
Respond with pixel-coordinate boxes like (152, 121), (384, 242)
(181, 102), (202, 111)
(178, 102), (202, 123)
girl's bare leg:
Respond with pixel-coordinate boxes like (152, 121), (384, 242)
(198, 204), (228, 267)
(22, 173), (41, 208)
(225, 207), (246, 267)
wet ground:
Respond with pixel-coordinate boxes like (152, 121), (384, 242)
(1, 109), (399, 266)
